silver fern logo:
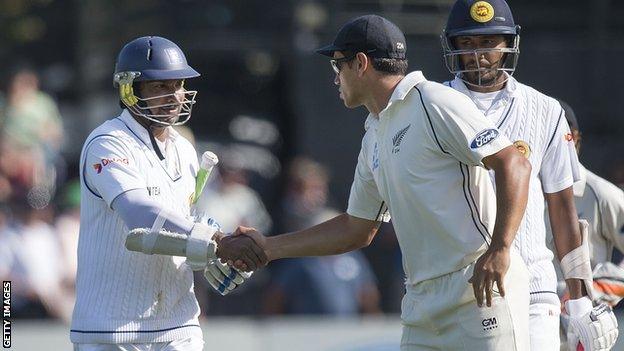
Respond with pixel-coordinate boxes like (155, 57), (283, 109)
(392, 124), (411, 153)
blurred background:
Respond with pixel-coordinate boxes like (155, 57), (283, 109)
(0, 0), (623, 350)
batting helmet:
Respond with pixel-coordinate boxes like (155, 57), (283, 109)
(441, 0), (520, 87)
(113, 36), (200, 126)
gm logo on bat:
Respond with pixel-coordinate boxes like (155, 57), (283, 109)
(471, 129), (499, 149)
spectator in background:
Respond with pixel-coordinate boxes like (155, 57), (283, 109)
(263, 157), (381, 315)
(0, 66), (65, 209)
(0, 199), (65, 319)
(2, 66), (63, 153)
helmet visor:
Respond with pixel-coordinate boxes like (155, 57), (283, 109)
(441, 34), (520, 88)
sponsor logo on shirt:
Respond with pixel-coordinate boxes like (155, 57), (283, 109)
(93, 158), (129, 174)
(93, 163), (102, 174)
(147, 186), (160, 196)
(470, 129), (499, 149)
(392, 124), (411, 154)
(372, 142), (380, 171)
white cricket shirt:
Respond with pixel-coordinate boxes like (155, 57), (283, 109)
(573, 164), (624, 266)
(347, 71), (512, 286)
(71, 110), (202, 344)
(446, 75), (580, 303)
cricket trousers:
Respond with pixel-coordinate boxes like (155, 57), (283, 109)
(400, 251), (530, 350)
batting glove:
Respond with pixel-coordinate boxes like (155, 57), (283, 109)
(566, 297), (619, 351)
(203, 260), (252, 296)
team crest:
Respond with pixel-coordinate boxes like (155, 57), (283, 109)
(470, 1), (495, 23)
(513, 140), (531, 159)
(392, 124), (411, 154)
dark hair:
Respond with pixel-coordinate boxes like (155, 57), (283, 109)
(371, 57), (408, 75)
(342, 51), (408, 76)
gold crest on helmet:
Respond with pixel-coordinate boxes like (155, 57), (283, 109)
(470, 1), (495, 23)
(513, 140), (531, 159)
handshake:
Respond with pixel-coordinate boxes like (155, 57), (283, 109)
(203, 226), (269, 296)
(125, 221), (269, 296)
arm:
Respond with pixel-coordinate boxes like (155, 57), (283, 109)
(483, 145), (531, 250)
(545, 187), (585, 299)
(221, 214), (380, 265)
(267, 213), (379, 261)
(470, 145), (531, 306)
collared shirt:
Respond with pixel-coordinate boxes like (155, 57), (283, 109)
(347, 71), (511, 285)
(71, 110), (202, 344)
(573, 164), (624, 266)
(446, 75), (580, 299)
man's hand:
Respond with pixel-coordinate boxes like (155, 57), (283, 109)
(469, 246), (511, 307)
(216, 228), (267, 271)
(566, 298), (619, 351)
(228, 226), (268, 271)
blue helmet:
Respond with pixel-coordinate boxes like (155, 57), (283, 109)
(113, 36), (200, 126)
(441, 0), (520, 87)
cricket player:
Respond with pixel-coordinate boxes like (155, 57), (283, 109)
(440, 1), (619, 350)
(70, 36), (264, 350)
(553, 100), (624, 348)
(228, 15), (533, 350)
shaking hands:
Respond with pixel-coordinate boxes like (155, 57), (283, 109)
(215, 226), (268, 272)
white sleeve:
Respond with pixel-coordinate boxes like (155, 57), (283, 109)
(540, 109), (581, 193)
(83, 135), (146, 207)
(600, 184), (624, 253)
(423, 90), (511, 167)
(346, 149), (389, 222)
(111, 188), (195, 234)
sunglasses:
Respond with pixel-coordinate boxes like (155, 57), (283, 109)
(330, 53), (357, 74)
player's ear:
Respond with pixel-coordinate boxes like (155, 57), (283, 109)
(356, 52), (369, 76)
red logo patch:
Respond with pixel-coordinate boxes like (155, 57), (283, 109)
(93, 158), (128, 174)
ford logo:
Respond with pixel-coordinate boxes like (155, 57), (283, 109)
(470, 128), (499, 149)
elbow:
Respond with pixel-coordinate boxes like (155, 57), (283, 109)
(518, 155), (532, 177)
(350, 229), (376, 251)
(508, 152), (531, 179)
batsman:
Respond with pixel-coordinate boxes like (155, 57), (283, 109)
(70, 36), (266, 351)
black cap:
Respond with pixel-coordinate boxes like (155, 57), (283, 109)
(558, 99), (579, 131)
(316, 15), (407, 59)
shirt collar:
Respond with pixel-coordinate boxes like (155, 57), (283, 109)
(388, 71), (427, 103)
(364, 71), (427, 129)
(118, 109), (177, 147)
(573, 163), (587, 197)
(450, 73), (521, 100)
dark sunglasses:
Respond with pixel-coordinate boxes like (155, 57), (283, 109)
(330, 53), (357, 74)
(329, 49), (378, 74)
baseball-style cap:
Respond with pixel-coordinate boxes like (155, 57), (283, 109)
(316, 15), (407, 59)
